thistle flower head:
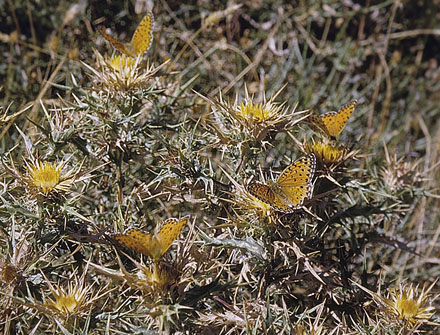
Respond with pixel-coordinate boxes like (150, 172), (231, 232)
(228, 88), (293, 140)
(27, 161), (62, 193)
(203, 85), (304, 143)
(139, 262), (178, 292)
(83, 50), (167, 96)
(23, 160), (77, 197)
(43, 275), (93, 318)
(380, 145), (422, 192)
(96, 261), (180, 299)
(382, 282), (436, 327)
(304, 139), (349, 167)
(45, 283), (89, 315)
(237, 100), (282, 125)
(108, 54), (136, 72)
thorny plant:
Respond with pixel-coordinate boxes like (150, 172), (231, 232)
(0, 1), (439, 334)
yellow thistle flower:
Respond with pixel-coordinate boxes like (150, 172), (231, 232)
(237, 101), (280, 125)
(108, 54), (136, 72)
(83, 50), (168, 95)
(304, 139), (349, 166)
(43, 276), (93, 318)
(354, 280), (438, 331)
(27, 161), (61, 193)
(200, 85), (304, 143)
(45, 283), (88, 315)
(3, 154), (100, 202)
(91, 258), (179, 296)
(382, 283), (436, 327)
(230, 87), (294, 141)
(24, 160), (76, 197)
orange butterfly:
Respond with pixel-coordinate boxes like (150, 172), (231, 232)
(247, 154), (316, 213)
(99, 12), (154, 58)
(112, 216), (188, 261)
(308, 100), (357, 139)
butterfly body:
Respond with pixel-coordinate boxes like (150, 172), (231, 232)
(248, 154), (316, 213)
(112, 216), (188, 261)
(99, 12), (154, 58)
(309, 100), (357, 138)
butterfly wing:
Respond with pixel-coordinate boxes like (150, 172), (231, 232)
(275, 154), (316, 208)
(248, 182), (293, 212)
(277, 154), (316, 186)
(112, 228), (157, 258)
(156, 216), (189, 257)
(307, 113), (332, 138)
(320, 100), (357, 137)
(131, 12), (154, 56)
(98, 26), (136, 58)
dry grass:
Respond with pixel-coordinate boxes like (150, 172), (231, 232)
(1, 0), (440, 334)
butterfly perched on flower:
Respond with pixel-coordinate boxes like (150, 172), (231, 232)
(98, 12), (154, 58)
(308, 100), (357, 139)
(111, 216), (189, 261)
(247, 154), (316, 213)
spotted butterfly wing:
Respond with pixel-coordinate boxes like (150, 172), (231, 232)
(98, 26), (136, 58)
(131, 12), (154, 56)
(99, 11), (154, 58)
(307, 113), (332, 138)
(320, 100), (357, 138)
(112, 216), (188, 261)
(156, 216), (189, 257)
(112, 228), (158, 258)
(247, 183), (292, 212)
(248, 154), (316, 213)
(276, 154), (316, 209)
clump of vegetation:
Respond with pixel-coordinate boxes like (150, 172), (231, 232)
(1, 1), (439, 334)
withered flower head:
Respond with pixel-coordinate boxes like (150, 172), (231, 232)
(0, 261), (19, 284)
(139, 262), (178, 292)
(380, 145), (423, 192)
(0, 230), (31, 285)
